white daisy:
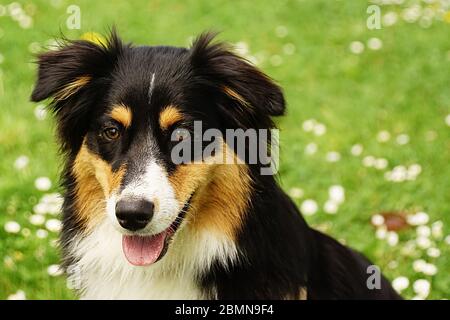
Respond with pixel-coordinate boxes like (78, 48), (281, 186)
(392, 276), (409, 293)
(376, 226), (387, 240)
(374, 158), (388, 170)
(328, 185), (345, 204)
(289, 187), (304, 199)
(383, 11), (398, 26)
(349, 41), (364, 54)
(7, 290), (26, 300)
(282, 43), (296, 55)
(422, 263), (437, 276)
(302, 119), (316, 132)
(36, 229), (48, 239)
(416, 236), (432, 249)
(8, 2), (22, 17)
(326, 151), (341, 163)
(362, 156), (376, 167)
(377, 130), (390, 143)
(413, 279), (430, 299)
(407, 164), (422, 180)
(323, 200), (338, 215)
(350, 144), (363, 156)
(14, 155), (29, 170)
(407, 212), (429, 226)
(390, 166), (407, 182)
(400, 240), (417, 256)
(29, 214), (45, 226)
(19, 15), (32, 29)
(47, 264), (63, 277)
(416, 225), (431, 238)
(275, 25), (288, 38)
(396, 134), (410, 145)
(45, 219), (62, 232)
(4, 221), (21, 234)
(39, 194), (63, 215)
(413, 259), (427, 272)
(402, 5), (421, 23)
(427, 247), (441, 258)
(431, 221), (443, 239)
(34, 177), (52, 191)
(367, 37), (383, 50)
(304, 142), (318, 155)
(401, 240), (417, 256)
(386, 231), (399, 246)
(301, 199), (318, 216)
(33, 203), (47, 215)
(371, 214), (385, 227)
(387, 260), (398, 269)
(4, 256), (14, 268)
(313, 123), (326, 136)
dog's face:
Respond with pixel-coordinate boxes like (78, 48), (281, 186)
(31, 31), (285, 266)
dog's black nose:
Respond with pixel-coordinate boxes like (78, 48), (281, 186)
(115, 199), (154, 231)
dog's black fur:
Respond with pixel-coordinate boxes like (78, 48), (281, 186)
(31, 30), (401, 300)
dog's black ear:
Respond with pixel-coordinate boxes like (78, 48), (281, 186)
(31, 31), (124, 152)
(190, 32), (285, 124)
(31, 31), (123, 102)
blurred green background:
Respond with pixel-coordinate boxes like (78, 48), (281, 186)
(0, 0), (449, 300)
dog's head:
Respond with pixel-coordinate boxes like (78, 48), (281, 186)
(31, 31), (285, 266)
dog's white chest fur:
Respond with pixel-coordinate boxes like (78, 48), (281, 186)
(67, 219), (238, 299)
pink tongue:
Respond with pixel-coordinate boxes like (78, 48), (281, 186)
(122, 233), (166, 266)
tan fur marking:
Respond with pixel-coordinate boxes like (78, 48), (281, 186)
(72, 142), (125, 229)
(168, 143), (252, 240)
(55, 76), (91, 101)
(299, 288), (307, 300)
(284, 287), (308, 300)
(110, 104), (132, 128)
(223, 86), (250, 107)
(159, 106), (183, 130)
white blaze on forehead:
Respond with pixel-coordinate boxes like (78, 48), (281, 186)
(107, 161), (180, 235)
(148, 72), (156, 103)
(120, 161), (172, 202)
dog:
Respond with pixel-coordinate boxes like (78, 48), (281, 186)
(31, 30), (401, 299)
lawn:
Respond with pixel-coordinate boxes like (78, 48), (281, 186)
(0, 0), (449, 300)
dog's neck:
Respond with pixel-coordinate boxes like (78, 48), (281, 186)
(67, 216), (239, 299)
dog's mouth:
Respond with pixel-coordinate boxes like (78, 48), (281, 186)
(121, 194), (193, 266)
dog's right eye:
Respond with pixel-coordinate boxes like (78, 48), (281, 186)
(102, 127), (121, 141)
(172, 128), (188, 142)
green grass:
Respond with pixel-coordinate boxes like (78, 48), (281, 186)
(0, 0), (449, 299)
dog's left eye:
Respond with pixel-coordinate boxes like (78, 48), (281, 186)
(102, 127), (121, 140)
